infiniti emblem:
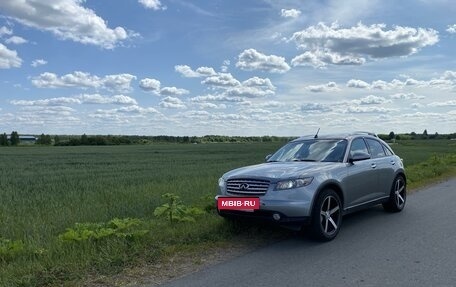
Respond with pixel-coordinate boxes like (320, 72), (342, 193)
(239, 183), (250, 191)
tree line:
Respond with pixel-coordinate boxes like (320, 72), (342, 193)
(1, 130), (455, 147)
(378, 130), (455, 141)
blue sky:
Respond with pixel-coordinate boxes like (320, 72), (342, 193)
(0, 0), (455, 136)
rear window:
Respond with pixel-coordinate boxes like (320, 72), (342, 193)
(382, 143), (394, 156)
(366, 139), (386, 158)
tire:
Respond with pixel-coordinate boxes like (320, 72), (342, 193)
(383, 175), (406, 212)
(309, 189), (342, 241)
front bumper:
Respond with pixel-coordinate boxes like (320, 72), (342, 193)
(217, 209), (310, 226)
(215, 195), (312, 226)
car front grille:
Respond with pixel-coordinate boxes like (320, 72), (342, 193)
(226, 179), (270, 196)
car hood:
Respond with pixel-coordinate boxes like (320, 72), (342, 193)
(223, 162), (341, 181)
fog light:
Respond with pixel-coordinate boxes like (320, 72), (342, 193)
(272, 213), (281, 221)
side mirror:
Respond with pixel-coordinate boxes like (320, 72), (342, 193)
(349, 152), (371, 163)
(265, 154), (272, 162)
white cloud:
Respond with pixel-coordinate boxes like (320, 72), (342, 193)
(19, 105), (76, 116)
(356, 95), (390, 105)
(226, 86), (274, 98)
(10, 94), (137, 106)
(201, 73), (241, 88)
(160, 86), (190, 96)
(221, 60), (230, 72)
(346, 79), (370, 89)
(345, 106), (397, 113)
(81, 94), (138, 105)
(112, 94), (137, 105)
(138, 0), (166, 10)
(256, 101), (285, 108)
(139, 78), (161, 93)
(447, 24), (456, 34)
(390, 93), (424, 100)
(94, 105), (160, 117)
(371, 80), (390, 90)
(0, 0), (132, 49)
(242, 77), (275, 90)
(197, 103), (227, 110)
(291, 50), (365, 68)
(344, 71), (456, 93)
(411, 103), (425, 109)
(0, 43), (22, 68)
(139, 78), (189, 96)
(196, 66), (217, 76)
(301, 103), (331, 112)
(291, 22), (439, 68)
(31, 59), (47, 67)
(236, 49), (290, 73)
(428, 100), (456, 107)
(32, 71), (136, 92)
(159, 96), (187, 109)
(211, 113), (249, 121)
(280, 8), (301, 18)
(347, 78), (428, 90)
(190, 94), (245, 103)
(181, 110), (211, 120)
(103, 74), (137, 92)
(442, 70), (456, 80)
(175, 65), (200, 77)
(225, 77), (276, 98)
(5, 35), (27, 45)
(175, 65), (216, 78)
(11, 97), (81, 106)
(0, 26), (13, 37)
(306, 82), (339, 92)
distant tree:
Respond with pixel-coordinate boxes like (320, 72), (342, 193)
(395, 134), (401, 140)
(10, 131), (20, 146)
(37, 134), (52, 145)
(45, 135), (52, 145)
(81, 134), (89, 145)
(423, 129), (428, 139)
(37, 133), (45, 144)
(0, 133), (8, 146)
(388, 131), (395, 140)
(410, 131), (417, 139)
(54, 135), (60, 145)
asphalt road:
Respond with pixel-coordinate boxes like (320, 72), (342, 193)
(159, 178), (456, 287)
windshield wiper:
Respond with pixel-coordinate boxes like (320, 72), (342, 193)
(291, 158), (317, 162)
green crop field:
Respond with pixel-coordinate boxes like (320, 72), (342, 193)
(0, 140), (455, 286)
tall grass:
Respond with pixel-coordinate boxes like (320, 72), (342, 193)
(0, 143), (283, 286)
(0, 140), (454, 286)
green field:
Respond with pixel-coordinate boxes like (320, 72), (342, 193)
(0, 140), (455, 286)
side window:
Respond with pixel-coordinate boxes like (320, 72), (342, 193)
(382, 143), (394, 156)
(366, 139), (386, 158)
(349, 138), (369, 157)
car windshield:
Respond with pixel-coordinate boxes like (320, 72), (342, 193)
(268, 139), (348, 163)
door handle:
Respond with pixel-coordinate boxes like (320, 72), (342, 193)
(371, 163), (377, 169)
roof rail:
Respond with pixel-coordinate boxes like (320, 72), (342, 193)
(353, 131), (378, 137)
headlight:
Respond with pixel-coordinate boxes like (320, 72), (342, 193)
(218, 177), (226, 188)
(276, 177), (313, 190)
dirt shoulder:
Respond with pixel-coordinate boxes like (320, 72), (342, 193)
(84, 231), (290, 287)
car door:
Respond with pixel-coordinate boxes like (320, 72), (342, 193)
(365, 138), (396, 197)
(343, 137), (380, 208)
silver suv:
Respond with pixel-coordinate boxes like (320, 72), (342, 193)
(216, 132), (406, 241)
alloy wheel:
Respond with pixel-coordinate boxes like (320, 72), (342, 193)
(394, 177), (406, 208)
(319, 195), (341, 236)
